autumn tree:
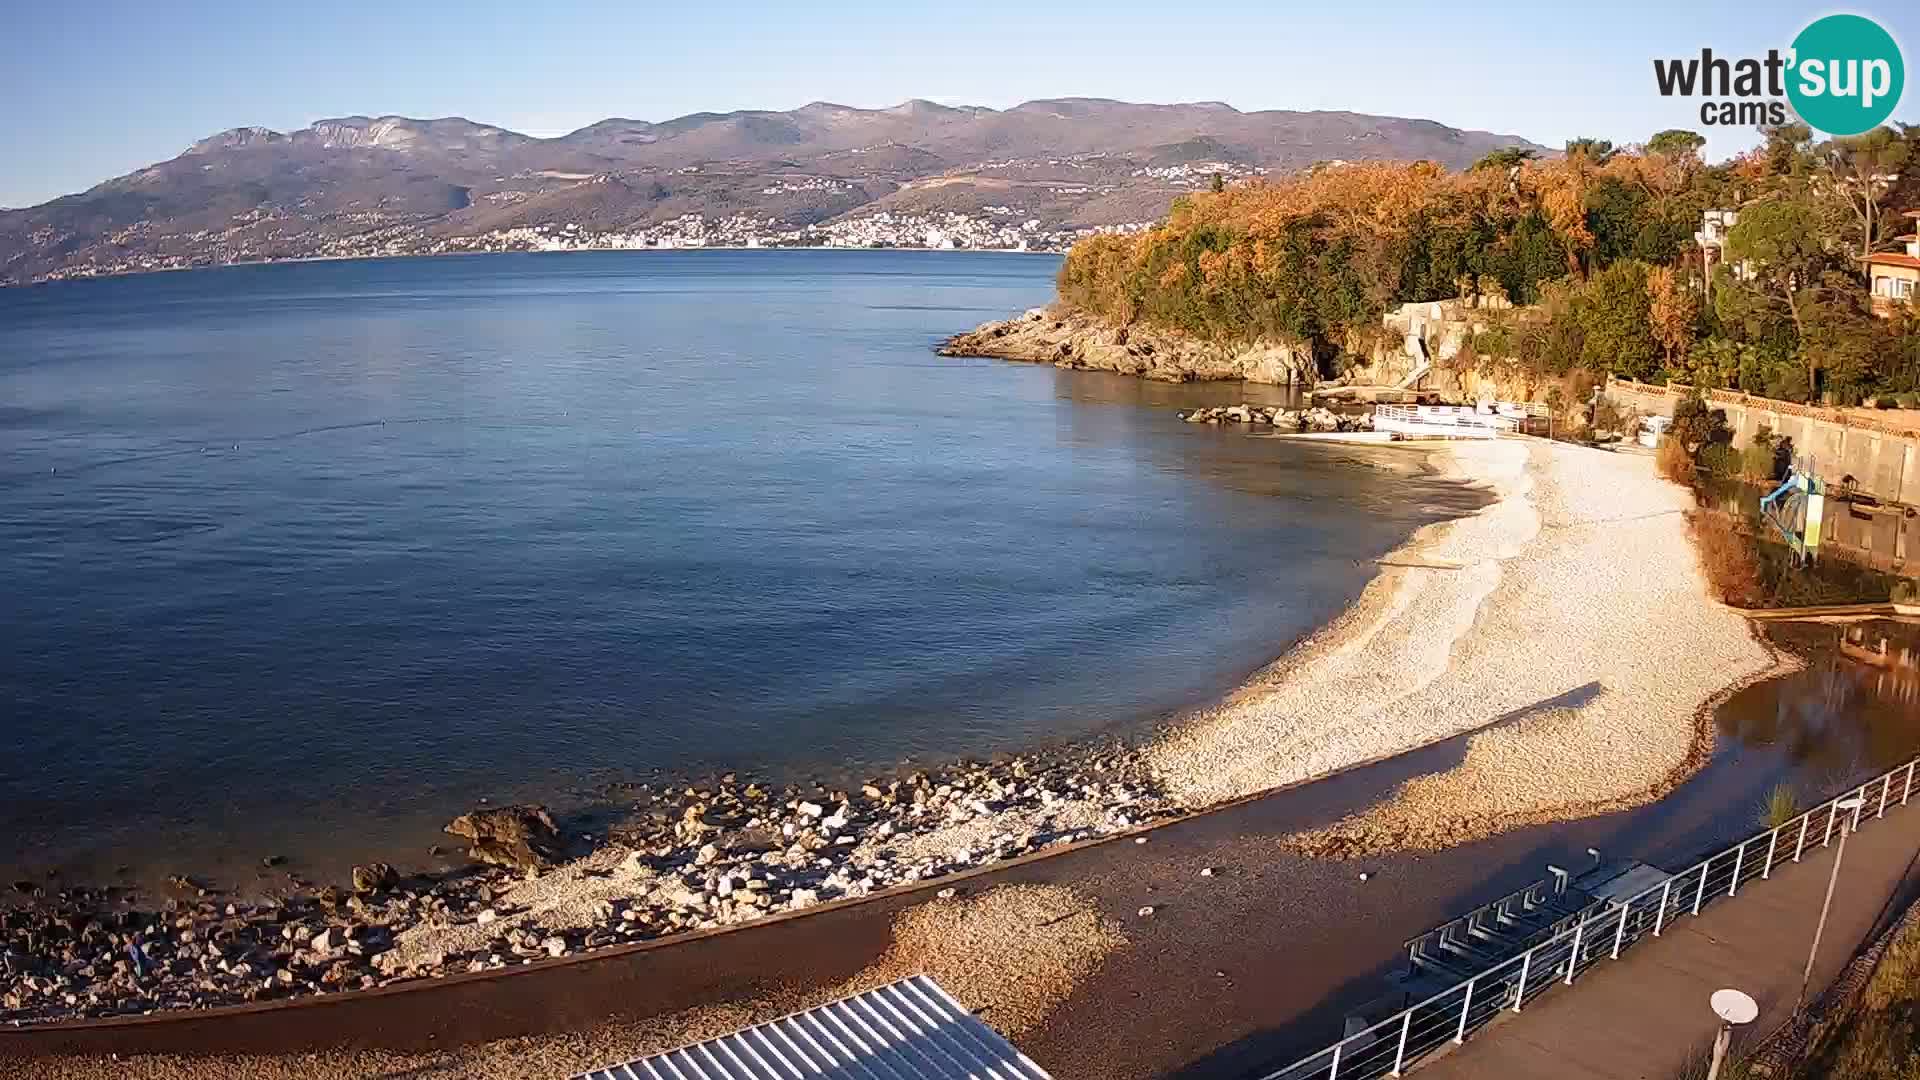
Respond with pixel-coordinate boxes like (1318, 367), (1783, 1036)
(1565, 137), (1617, 164)
(1528, 159), (1597, 277)
(1823, 127), (1912, 264)
(1051, 142), (1920, 408)
(1647, 265), (1699, 370)
(1646, 129), (1707, 160)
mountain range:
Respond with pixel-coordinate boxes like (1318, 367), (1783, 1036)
(0, 99), (1550, 285)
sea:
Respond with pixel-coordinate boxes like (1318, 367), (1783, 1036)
(0, 250), (1478, 889)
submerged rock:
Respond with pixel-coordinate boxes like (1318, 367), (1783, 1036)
(351, 862), (397, 895)
(444, 805), (563, 872)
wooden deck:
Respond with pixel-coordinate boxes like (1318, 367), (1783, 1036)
(1414, 798), (1920, 1079)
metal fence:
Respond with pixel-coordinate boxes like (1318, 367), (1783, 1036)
(1259, 755), (1920, 1080)
(1373, 406), (1504, 440)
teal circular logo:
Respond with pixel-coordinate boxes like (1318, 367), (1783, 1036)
(1787, 15), (1904, 136)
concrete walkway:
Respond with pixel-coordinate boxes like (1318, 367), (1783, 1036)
(1416, 797), (1920, 1080)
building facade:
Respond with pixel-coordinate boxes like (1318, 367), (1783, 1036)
(1866, 210), (1920, 317)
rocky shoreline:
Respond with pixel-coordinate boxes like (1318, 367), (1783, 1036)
(2, 745), (1173, 1025)
(940, 307), (1322, 385)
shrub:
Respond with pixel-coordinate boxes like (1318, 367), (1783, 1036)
(1742, 425), (1780, 482)
(1591, 395), (1637, 438)
(1760, 783), (1800, 829)
(1670, 389), (1731, 452)
(1741, 442), (1779, 481)
(1795, 909), (1920, 1080)
(1685, 511), (1764, 606)
(1698, 443), (1740, 479)
(1658, 436), (1696, 484)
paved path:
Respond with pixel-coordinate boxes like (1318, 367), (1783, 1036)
(1416, 797), (1920, 1080)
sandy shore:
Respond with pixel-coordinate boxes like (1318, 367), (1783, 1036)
(1150, 436), (1783, 850)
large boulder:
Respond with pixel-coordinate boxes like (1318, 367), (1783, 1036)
(351, 862), (397, 895)
(444, 805), (563, 872)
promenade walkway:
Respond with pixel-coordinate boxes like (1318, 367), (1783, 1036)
(1416, 797), (1920, 1080)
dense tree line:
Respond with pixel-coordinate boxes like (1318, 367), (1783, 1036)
(1058, 123), (1920, 405)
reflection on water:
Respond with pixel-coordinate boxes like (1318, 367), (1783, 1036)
(1715, 619), (1920, 793)
(1552, 618), (1920, 879)
(1838, 623), (1920, 705)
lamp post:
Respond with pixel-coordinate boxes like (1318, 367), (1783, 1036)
(1797, 796), (1868, 1011)
(1706, 988), (1758, 1080)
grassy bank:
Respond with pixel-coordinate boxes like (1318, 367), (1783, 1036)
(1795, 910), (1920, 1079)
(1671, 907), (1920, 1080)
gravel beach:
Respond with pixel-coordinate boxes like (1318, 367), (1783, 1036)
(1153, 437), (1781, 845)
(11, 884), (1122, 1080)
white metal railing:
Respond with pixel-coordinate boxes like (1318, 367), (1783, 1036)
(1260, 755), (1920, 1080)
(1374, 405), (1505, 440)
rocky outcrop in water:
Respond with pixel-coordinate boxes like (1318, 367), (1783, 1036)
(1176, 404), (1373, 432)
(350, 863), (397, 895)
(444, 805), (564, 872)
(941, 308), (1322, 385)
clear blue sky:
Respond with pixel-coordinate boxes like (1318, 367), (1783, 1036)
(4, 0), (1917, 209)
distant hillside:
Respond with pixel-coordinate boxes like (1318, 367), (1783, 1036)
(0, 99), (1549, 285)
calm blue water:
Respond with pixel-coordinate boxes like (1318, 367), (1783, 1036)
(0, 250), (1476, 886)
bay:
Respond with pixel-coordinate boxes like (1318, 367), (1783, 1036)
(0, 250), (1474, 887)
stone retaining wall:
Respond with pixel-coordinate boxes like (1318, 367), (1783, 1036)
(1609, 378), (1920, 573)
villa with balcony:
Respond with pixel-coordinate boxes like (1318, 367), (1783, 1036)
(1867, 210), (1920, 316)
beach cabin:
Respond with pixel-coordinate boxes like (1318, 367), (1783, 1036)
(1639, 415), (1672, 449)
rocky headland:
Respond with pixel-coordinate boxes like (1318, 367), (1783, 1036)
(940, 307), (1322, 384)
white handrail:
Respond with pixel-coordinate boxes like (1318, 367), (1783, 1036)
(1260, 753), (1920, 1080)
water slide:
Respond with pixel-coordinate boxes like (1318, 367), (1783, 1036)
(1396, 334), (1431, 389)
(1759, 469), (1825, 563)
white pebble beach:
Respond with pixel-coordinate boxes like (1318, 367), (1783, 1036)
(1150, 436), (1781, 842)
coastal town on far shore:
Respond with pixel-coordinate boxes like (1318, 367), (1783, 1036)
(26, 206), (1160, 285)
(449, 210), (1153, 258)
(13, 151), (1283, 285)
